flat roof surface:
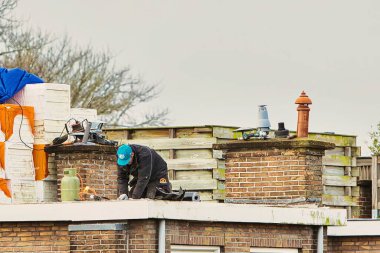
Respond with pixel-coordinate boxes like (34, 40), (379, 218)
(0, 200), (346, 226)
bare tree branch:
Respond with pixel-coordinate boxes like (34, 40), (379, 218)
(0, 0), (168, 126)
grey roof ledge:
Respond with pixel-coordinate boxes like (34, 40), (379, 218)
(0, 200), (345, 226)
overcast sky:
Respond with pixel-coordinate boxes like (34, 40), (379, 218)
(14, 0), (380, 155)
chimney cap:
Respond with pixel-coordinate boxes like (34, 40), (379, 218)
(295, 91), (312, 105)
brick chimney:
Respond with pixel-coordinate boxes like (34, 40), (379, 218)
(45, 145), (118, 201)
(213, 139), (334, 205)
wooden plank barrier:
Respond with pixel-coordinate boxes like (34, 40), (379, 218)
(105, 127), (360, 210)
(372, 156), (380, 218)
(104, 125), (236, 202)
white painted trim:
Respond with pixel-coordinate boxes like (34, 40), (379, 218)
(171, 245), (220, 253)
(251, 248), (298, 253)
(0, 199), (346, 226)
(328, 220), (380, 236)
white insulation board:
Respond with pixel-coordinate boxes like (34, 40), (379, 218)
(0, 142), (35, 180)
(7, 83), (71, 121)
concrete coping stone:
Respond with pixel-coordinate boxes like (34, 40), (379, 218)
(328, 219), (380, 236)
(0, 200), (346, 226)
(213, 139), (335, 151)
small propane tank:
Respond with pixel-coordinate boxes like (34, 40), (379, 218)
(61, 168), (80, 201)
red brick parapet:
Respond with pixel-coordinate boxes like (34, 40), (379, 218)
(167, 220), (321, 253)
(213, 139), (334, 205)
(69, 223), (127, 252)
(45, 144), (118, 200)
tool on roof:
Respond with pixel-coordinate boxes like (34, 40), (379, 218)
(80, 186), (110, 201)
(183, 191), (200, 202)
(234, 105), (271, 140)
(155, 187), (186, 201)
(61, 168), (110, 201)
(275, 122), (289, 138)
(52, 119), (118, 146)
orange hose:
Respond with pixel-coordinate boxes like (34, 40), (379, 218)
(76, 173), (84, 191)
(76, 173), (85, 200)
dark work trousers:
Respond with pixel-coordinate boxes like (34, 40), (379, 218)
(128, 176), (171, 199)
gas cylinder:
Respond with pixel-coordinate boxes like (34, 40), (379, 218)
(61, 168), (80, 201)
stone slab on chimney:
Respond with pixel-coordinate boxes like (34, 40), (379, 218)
(45, 144), (118, 201)
(213, 139), (334, 205)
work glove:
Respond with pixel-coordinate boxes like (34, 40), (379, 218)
(118, 194), (129, 200)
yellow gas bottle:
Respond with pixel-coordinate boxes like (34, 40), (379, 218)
(61, 168), (80, 201)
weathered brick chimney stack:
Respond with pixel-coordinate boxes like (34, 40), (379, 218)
(45, 145), (118, 200)
(213, 139), (334, 205)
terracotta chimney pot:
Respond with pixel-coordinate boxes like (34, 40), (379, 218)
(295, 91), (312, 138)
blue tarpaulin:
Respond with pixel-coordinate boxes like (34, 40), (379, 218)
(0, 68), (44, 103)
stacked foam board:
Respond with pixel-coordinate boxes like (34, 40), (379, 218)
(8, 180), (37, 203)
(0, 142), (35, 180)
(7, 83), (71, 203)
(0, 105), (37, 204)
(36, 180), (57, 202)
(0, 189), (11, 203)
(0, 180), (37, 204)
(10, 83), (70, 119)
(9, 83), (71, 144)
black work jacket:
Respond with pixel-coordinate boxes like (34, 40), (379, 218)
(117, 144), (168, 199)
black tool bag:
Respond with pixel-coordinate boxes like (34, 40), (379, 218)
(155, 186), (185, 201)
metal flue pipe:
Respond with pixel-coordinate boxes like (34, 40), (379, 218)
(158, 219), (166, 253)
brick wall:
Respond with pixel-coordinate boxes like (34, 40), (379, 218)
(225, 149), (323, 202)
(0, 221), (129, 253)
(2, 219), (359, 253)
(356, 182), (372, 218)
(0, 222), (69, 252)
(214, 140), (332, 204)
(128, 220), (158, 253)
(47, 145), (118, 200)
(328, 236), (380, 252)
(9, 220), (380, 253)
(69, 225), (126, 252)
(166, 220), (324, 253)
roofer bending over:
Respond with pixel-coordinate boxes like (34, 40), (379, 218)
(117, 144), (171, 199)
